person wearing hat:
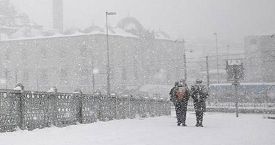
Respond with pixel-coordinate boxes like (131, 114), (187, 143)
(191, 79), (208, 127)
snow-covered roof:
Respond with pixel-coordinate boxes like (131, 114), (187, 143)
(108, 27), (138, 38)
(1, 16), (174, 41)
(117, 17), (171, 40)
(0, 28), (139, 42)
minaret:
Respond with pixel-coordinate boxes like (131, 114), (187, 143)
(52, 0), (63, 33)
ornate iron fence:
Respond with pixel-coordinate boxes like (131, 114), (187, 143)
(0, 89), (170, 132)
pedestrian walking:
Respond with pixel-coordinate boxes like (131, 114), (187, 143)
(170, 79), (190, 126)
(191, 79), (208, 127)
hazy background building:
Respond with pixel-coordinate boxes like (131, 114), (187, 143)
(0, 20), (186, 95)
(244, 35), (275, 82)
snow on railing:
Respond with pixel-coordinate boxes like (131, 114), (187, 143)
(0, 89), (170, 133)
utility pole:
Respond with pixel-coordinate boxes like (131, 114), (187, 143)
(182, 40), (187, 81)
(184, 46), (187, 81)
(214, 33), (219, 83)
(35, 40), (39, 92)
(36, 77), (39, 91)
(226, 45), (230, 59)
(175, 40), (187, 81)
(15, 69), (18, 84)
(206, 56), (210, 88)
(5, 68), (8, 89)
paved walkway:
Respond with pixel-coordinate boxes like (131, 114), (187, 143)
(0, 112), (275, 145)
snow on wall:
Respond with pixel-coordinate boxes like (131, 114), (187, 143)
(0, 34), (183, 94)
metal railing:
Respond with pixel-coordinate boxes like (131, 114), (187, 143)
(0, 89), (171, 132)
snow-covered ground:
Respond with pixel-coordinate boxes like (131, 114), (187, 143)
(0, 112), (275, 145)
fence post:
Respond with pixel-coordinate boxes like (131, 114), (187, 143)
(73, 89), (83, 123)
(128, 95), (131, 118)
(115, 95), (118, 119)
(17, 91), (24, 130)
(14, 83), (25, 130)
(98, 94), (103, 121)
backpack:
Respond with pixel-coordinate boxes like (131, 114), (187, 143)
(176, 86), (187, 101)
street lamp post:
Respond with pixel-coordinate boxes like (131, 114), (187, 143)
(105, 11), (116, 96)
(175, 40), (188, 81)
(214, 32), (219, 83)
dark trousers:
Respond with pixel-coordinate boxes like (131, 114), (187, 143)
(175, 102), (187, 124)
(195, 111), (203, 125)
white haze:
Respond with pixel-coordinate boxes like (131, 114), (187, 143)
(10, 0), (275, 42)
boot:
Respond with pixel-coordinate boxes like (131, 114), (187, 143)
(182, 122), (187, 126)
(195, 112), (200, 127)
(195, 121), (200, 127)
(199, 112), (204, 127)
(182, 111), (187, 126)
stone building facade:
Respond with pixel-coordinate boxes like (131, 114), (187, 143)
(244, 35), (275, 82)
(0, 34), (184, 94)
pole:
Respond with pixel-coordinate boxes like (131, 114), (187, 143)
(15, 70), (18, 84)
(128, 95), (131, 118)
(36, 77), (39, 91)
(184, 49), (187, 81)
(5, 68), (8, 89)
(264, 88), (268, 116)
(92, 60), (95, 92)
(106, 12), (111, 97)
(233, 66), (239, 117)
(234, 81), (239, 117)
(206, 56), (210, 88)
(183, 40), (187, 80)
(226, 45), (230, 59)
(215, 33), (219, 83)
(88, 36), (96, 92)
(35, 40), (39, 92)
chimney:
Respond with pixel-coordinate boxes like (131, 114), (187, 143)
(53, 0), (63, 33)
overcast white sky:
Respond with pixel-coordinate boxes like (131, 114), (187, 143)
(10, 0), (275, 42)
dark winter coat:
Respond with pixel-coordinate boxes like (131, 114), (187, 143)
(169, 86), (177, 105)
(170, 85), (190, 110)
(191, 84), (208, 112)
